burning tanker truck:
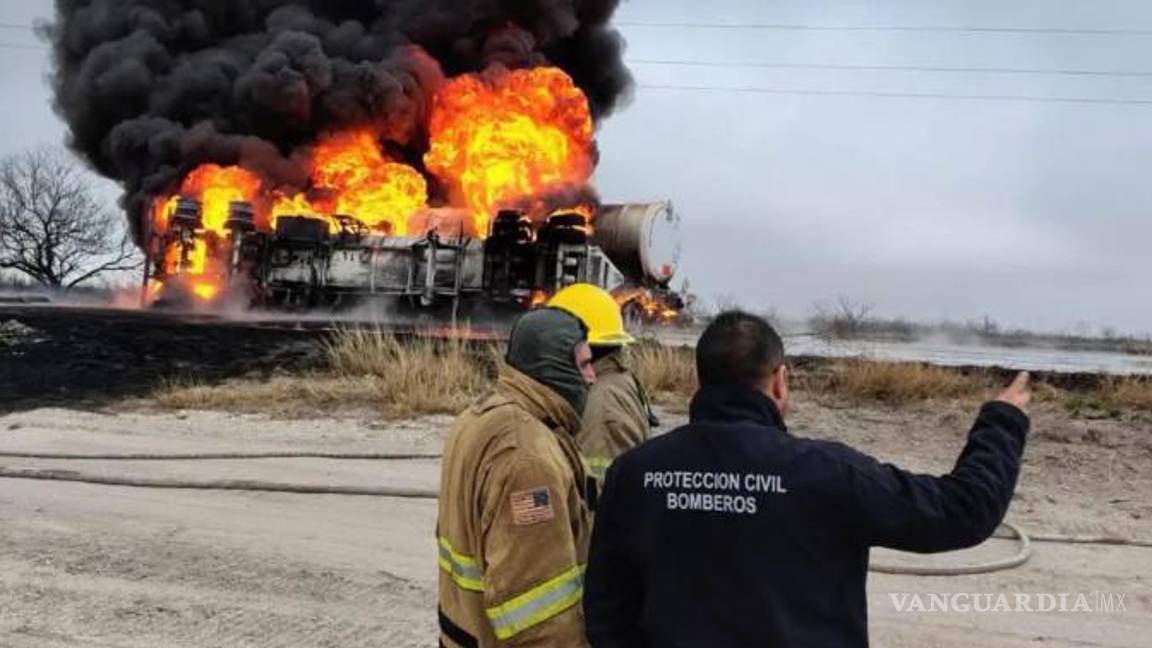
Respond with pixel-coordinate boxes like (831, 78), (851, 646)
(145, 195), (684, 322)
(44, 1), (688, 324)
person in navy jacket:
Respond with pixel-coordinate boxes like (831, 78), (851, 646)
(584, 310), (1031, 647)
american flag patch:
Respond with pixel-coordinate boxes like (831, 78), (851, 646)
(510, 487), (554, 526)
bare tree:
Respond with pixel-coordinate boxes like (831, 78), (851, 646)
(810, 296), (874, 340)
(0, 147), (139, 288)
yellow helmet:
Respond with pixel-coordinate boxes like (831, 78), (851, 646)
(548, 284), (636, 347)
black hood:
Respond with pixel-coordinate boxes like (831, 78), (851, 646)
(506, 308), (590, 413)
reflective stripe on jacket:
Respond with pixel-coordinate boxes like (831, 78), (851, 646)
(438, 363), (593, 647)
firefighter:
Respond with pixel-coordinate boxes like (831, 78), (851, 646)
(584, 310), (1032, 647)
(437, 307), (598, 647)
(549, 284), (657, 482)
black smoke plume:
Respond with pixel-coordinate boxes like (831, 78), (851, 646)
(44, 1), (634, 241)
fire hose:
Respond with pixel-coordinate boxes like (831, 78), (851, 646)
(0, 451), (440, 461)
(2, 452), (1150, 576)
(0, 450), (442, 499)
(868, 521), (1031, 576)
(0, 466), (439, 499)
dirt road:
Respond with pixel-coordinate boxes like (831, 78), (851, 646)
(1, 404), (1150, 646)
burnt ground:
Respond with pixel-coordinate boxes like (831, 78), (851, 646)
(0, 305), (1118, 415)
(0, 306), (331, 413)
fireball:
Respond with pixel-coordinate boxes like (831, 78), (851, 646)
(176, 165), (264, 235)
(271, 130), (428, 234)
(425, 67), (595, 234)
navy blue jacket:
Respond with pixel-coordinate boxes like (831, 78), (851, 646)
(584, 384), (1029, 647)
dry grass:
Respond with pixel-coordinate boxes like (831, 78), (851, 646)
(1103, 377), (1152, 410)
(630, 342), (697, 407)
(151, 328), (495, 418)
(315, 328), (496, 415)
(151, 375), (399, 416)
(629, 347), (990, 408)
(324, 328), (492, 380)
(625, 345), (990, 409)
(1063, 376), (1152, 414)
(148, 328), (1152, 418)
(808, 359), (987, 405)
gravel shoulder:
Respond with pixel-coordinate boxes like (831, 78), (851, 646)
(1, 402), (1150, 646)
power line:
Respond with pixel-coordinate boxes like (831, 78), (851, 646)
(637, 83), (1152, 107)
(9, 18), (1152, 37)
(0, 42), (43, 51)
(8, 18), (1152, 36)
(617, 20), (1152, 37)
(0, 24), (44, 50)
(629, 58), (1152, 79)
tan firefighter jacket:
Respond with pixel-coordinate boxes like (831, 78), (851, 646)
(437, 363), (593, 647)
(578, 353), (654, 481)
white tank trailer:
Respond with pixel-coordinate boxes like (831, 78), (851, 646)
(145, 200), (686, 321)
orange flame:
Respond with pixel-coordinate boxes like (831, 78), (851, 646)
(175, 165), (263, 235)
(163, 237), (209, 275)
(425, 67), (595, 235)
(555, 203), (597, 222)
(143, 279), (165, 306)
(152, 195), (177, 232)
(147, 167), (246, 305)
(270, 192), (322, 228)
(146, 66), (602, 308)
(272, 130), (428, 234)
(615, 288), (680, 323)
(155, 231), (226, 303)
(528, 289), (551, 309)
(191, 281), (221, 301)
(154, 68), (595, 241)
(314, 130), (427, 233)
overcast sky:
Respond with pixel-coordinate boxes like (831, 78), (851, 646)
(3, 1), (1151, 334)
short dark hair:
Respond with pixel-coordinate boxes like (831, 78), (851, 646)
(696, 310), (785, 388)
